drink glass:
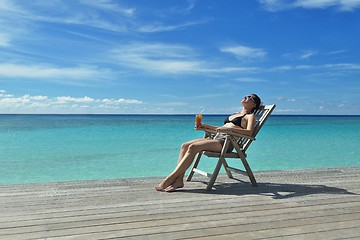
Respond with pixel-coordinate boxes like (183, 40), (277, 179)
(195, 113), (202, 127)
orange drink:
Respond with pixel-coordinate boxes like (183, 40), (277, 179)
(195, 113), (202, 126)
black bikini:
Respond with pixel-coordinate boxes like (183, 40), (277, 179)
(214, 113), (248, 152)
(224, 114), (246, 128)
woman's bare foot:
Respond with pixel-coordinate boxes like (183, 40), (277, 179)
(154, 184), (163, 191)
(164, 177), (184, 192)
(154, 177), (174, 191)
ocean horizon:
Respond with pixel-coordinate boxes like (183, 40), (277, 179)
(1, 113), (360, 116)
(1, 114), (359, 185)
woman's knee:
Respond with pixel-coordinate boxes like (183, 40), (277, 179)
(181, 142), (190, 151)
(182, 139), (204, 153)
(187, 143), (200, 154)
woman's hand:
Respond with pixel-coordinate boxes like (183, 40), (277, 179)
(194, 123), (204, 130)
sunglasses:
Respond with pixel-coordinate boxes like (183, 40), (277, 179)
(245, 95), (256, 103)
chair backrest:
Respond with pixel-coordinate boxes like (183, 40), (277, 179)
(238, 104), (276, 152)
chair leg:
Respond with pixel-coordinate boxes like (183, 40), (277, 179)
(186, 152), (203, 182)
(206, 156), (224, 191)
(206, 139), (231, 191)
(231, 138), (257, 187)
(239, 155), (257, 187)
(221, 158), (233, 179)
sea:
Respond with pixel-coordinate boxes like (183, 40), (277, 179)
(0, 114), (359, 185)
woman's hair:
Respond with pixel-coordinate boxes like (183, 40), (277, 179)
(251, 94), (262, 113)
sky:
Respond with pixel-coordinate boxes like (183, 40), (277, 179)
(0, 0), (359, 115)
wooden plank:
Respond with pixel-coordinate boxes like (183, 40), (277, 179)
(0, 167), (359, 239)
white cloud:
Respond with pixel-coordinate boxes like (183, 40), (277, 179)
(337, 0), (360, 11)
(294, 0), (341, 9)
(56, 96), (94, 103)
(111, 42), (263, 75)
(259, 0), (360, 11)
(0, 0), (25, 13)
(0, 97), (30, 104)
(299, 50), (318, 59)
(258, 0), (292, 11)
(0, 0), (201, 43)
(111, 42), (206, 74)
(269, 63), (360, 72)
(294, 0), (360, 11)
(283, 50), (318, 60)
(325, 49), (347, 55)
(0, 63), (114, 84)
(137, 19), (208, 33)
(220, 45), (266, 60)
(0, 91), (142, 113)
(98, 98), (142, 104)
(79, 0), (136, 17)
(23, 95), (48, 100)
(0, 0), (134, 33)
(0, 1), (30, 47)
(0, 93), (14, 97)
(324, 63), (360, 70)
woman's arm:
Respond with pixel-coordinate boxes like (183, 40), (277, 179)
(216, 114), (257, 136)
(194, 123), (218, 131)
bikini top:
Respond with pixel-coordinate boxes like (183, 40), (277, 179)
(224, 114), (247, 128)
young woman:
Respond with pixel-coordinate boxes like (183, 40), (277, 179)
(155, 94), (262, 192)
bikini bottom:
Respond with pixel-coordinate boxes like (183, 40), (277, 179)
(213, 133), (234, 153)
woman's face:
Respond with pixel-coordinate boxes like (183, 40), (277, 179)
(241, 94), (256, 108)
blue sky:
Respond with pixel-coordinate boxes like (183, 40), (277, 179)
(0, 0), (359, 114)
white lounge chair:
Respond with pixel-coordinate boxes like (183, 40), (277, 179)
(187, 104), (276, 191)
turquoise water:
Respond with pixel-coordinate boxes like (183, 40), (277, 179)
(0, 114), (359, 184)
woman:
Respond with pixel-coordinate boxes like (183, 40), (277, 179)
(155, 94), (262, 192)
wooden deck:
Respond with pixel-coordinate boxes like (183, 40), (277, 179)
(1, 166), (360, 240)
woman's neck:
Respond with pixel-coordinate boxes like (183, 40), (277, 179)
(240, 107), (252, 114)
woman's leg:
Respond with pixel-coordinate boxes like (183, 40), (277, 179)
(165, 140), (201, 191)
(154, 139), (203, 191)
(155, 139), (223, 191)
(178, 139), (204, 162)
(173, 139), (205, 182)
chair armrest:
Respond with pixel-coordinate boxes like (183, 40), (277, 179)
(217, 129), (256, 140)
